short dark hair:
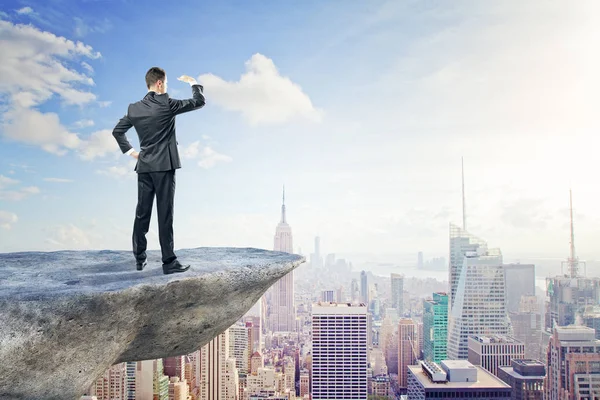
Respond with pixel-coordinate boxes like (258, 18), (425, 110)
(145, 67), (166, 89)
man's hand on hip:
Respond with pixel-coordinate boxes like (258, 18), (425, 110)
(131, 151), (139, 159)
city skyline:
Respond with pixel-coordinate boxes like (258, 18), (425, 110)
(1, 1), (600, 261)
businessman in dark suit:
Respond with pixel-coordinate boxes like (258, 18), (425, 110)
(112, 67), (205, 274)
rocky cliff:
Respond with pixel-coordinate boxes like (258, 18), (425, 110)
(0, 247), (304, 399)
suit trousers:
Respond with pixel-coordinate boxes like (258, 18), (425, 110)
(132, 169), (177, 264)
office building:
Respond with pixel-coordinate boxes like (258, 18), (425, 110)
(423, 292), (448, 363)
(503, 264), (535, 314)
(168, 376), (189, 400)
(312, 302), (368, 400)
(299, 370), (310, 397)
(447, 246), (510, 360)
(498, 359), (545, 400)
(372, 375), (391, 397)
(407, 360), (511, 400)
(545, 190), (600, 335)
(391, 273), (404, 316)
(467, 335), (525, 377)
(361, 271), (369, 305)
(200, 329), (239, 400)
(545, 276), (600, 332)
(509, 296), (543, 360)
(320, 290), (335, 303)
(399, 318), (419, 388)
(449, 223), (488, 312)
(546, 325), (600, 400)
(163, 356), (186, 381)
(229, 323), (250, 374)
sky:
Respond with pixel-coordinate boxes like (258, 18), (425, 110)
(1, 0), (600, 267)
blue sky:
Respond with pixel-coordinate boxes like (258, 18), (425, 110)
(1, 1), (600, 266)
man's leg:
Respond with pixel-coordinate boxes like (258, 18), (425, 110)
(132, 172), (155, 263)
(152, 169), (176, 265)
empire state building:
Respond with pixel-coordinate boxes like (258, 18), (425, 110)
(268, 187), (296, 332)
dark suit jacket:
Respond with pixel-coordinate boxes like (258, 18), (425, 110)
(112, 84), (205, 173)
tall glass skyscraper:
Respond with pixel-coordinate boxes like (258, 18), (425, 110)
(447, 249), (510, 360)
(423, 292), (448, 363)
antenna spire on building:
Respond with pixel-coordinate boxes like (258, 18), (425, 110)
(462, 157), (467, 231)
(568, 188), (578, 278)
(281, 185), (287, 223)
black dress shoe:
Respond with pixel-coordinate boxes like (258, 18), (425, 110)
(136, 261), (147, 271)
(162, 259), (190, 275)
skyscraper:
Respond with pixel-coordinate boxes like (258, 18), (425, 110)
(361, 270), (369, 305)
(312, 302), (368, 400)
(391, 273), (404, 316)
(545, 190), (600, 333)
(163, 356), (186, 381)
(351, 278), (360, 302)
(546, 325), (600, 400)
(447, 245), (511, 360)
(266, 186), (296, 332)
(498, 359), (545, 400)
(200, 329), (238, 400)
(229, 323), (250, 374)
(423, 292), (448, 363)
(467, 335), (525, 377)
(398, 318), (418, 388)
(448, 223), (488, 313)
(510, 296), (543, 360)
(407, 360), (511, 400)
(503, 263), (535, 314)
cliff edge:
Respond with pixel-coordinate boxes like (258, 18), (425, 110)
(0, 247), (304, 399)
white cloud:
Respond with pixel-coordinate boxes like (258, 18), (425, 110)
(0, 185), (40, 201)
(0, 211), (18, 229)
(0, 20), (100, 106)
(96, 164), (135, 180)
(0, 175), (19, 189)
(73, 16), (112, 38)
(15, 7), (33, 15)
(81, 61), (94, 74)
(77, 129), (119, 160)
(0, 20), (115, 159)
(198, 146), (232, 169)
(45, 223), (93, 249)
(181, 141), (200, 159)
(180, 141), (232, 168)
(199, 53), (323, 125)
(73, 118), (94, 128)
(43, 177), (73, 183)
(2, 107), (81, 155)
(98, 100), (112, 108)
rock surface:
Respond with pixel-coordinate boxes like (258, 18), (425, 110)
(0, 247), (304, 400)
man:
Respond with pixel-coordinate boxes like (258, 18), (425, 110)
(112, 67), (205, 274)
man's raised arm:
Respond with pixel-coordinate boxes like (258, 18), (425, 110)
(169, 75), (206, 116)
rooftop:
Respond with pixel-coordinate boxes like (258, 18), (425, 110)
(441, 360), (477, 370)
(409, 365), (511, 390)
(313, 301), (367, 308)
(470, 335), (521, 344)
(499, 365), (546, 380)
(555, 325), (598, 342)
